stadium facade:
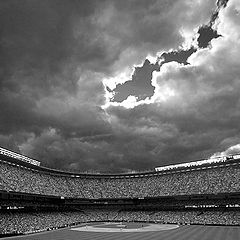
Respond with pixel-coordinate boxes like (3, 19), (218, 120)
(0, 146), (240, 237)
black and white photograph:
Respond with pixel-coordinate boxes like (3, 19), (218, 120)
(0, 0), (240, 239)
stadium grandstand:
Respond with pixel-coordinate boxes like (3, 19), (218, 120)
(0, 146), (240, 238)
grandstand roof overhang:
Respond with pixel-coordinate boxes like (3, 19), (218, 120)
(0, 145), (240, 178)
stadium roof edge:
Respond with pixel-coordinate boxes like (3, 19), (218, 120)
(155, 154), (240, 172)
(0, 145), (240, 177)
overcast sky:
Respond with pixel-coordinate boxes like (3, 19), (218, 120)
(0, 0), (240, 172)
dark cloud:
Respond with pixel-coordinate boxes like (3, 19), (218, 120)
(195, 0), (230, 49)
(102, 0), (240, 171)
(160, 47), (197, 65)
(197, 26), (221, 48)
(109, 47), (197, 103)
(109, 60), (159, 102)
(217, 0), (229, 8)
(1, 1), (80, 90)
(108, 0), (224, 104)
(0, 0), (238, 173)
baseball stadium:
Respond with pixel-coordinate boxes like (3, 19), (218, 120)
(0, 146), (240, 240)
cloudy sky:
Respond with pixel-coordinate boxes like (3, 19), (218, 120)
(0, 0), (240, 172)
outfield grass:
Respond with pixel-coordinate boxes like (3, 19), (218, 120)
(2, 224), (240, 240)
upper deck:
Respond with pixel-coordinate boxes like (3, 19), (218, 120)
(0, 145), (240, 179)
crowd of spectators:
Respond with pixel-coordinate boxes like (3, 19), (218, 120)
(0, 211), (86, 235)
(0, 209), (239, 235)
(117, 210), (240, 225)
(0, 159), (240, 199)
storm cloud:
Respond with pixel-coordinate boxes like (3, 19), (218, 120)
(0, 0), (239, 172)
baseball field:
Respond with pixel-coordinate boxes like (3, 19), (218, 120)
(2, 222), (240, 240)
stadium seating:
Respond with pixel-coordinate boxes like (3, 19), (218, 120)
(0, 209), (239, 235)
(0, 159), (240, 199)
(1, 157), (240, 236)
